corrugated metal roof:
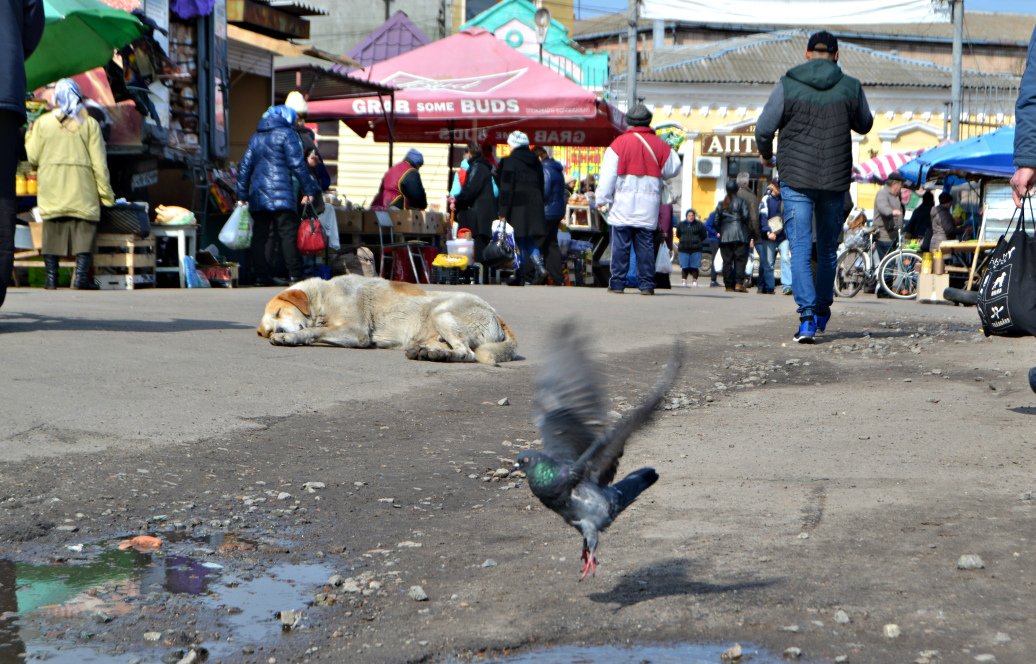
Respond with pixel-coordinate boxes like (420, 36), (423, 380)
(573, 9), (1036, 46)
(634, 30), (1018, 88)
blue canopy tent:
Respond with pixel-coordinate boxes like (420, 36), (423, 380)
(898, 126), (1015, 184)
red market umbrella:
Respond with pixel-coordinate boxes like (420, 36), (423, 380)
(307, 28), (625, 147)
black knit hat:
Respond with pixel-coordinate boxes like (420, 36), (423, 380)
(807, 30), (838, 53)
(625, 104), (653, 127)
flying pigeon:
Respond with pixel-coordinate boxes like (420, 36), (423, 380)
(515, 323), (681, 580)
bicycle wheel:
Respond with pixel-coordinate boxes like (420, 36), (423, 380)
(877, 250), (922, 299)
(834, 248), (868, 298)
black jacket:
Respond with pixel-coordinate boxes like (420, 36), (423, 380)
(496, 146), (546, 238)
(676, 219), (708, 253)
(454, 156), (498, 241)
(2, 0), (45, 117)
(237, 113), (320, 213)
(715, 197), (751, 246)
(756, 58), (873, 192)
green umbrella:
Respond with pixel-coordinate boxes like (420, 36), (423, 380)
(24, 0), (146, 91)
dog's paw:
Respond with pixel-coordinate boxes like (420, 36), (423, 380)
(408, 345), (451, 362)
(270, 332), (295, 346)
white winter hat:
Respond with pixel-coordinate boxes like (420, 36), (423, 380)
(284, 91), (308, 116)
(507, 131), (529, 149)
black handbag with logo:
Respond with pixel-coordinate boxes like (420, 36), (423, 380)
(480, 221), (516, 268)
(977, 201), (1036, 337)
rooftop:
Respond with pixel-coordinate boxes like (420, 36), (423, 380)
(631, 29), (1019, 89)
(337, 10), (431, 73)
(573, 9), (1036, 46)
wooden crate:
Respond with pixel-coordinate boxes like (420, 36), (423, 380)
(93, 233), (156, 289)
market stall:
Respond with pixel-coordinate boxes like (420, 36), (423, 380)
(305, 28), (626, 285)
(898, 126), (1015, 295)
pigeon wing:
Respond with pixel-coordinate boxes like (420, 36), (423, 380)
(575, 341), (682, 487)
(534, 323), (606, 464)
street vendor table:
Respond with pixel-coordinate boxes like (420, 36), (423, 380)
(938, 240), (997, 289)
(151, 223), (198, 288)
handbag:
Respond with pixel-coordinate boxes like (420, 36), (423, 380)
(482, 218), (516, 268)
(297, 203), (327, 256)
(977, 200), (1036, 337)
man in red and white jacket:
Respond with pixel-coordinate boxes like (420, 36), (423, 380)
(596, 105), (681, 295)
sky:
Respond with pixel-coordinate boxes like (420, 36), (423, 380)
(574, 0), (1036, 20)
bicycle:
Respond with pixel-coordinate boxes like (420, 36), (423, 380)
(875, 228), (922, 299)
(835, 226), (921, 299)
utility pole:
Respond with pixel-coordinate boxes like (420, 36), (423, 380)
(625, 0), (637, 111)
(950, 0), (963, 141)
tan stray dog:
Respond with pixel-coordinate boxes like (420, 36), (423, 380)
(257, 275), (518, 365)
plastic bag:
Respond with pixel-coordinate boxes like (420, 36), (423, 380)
(655, 244), (673, 274)
(218, 206), (252, 250)
(321, 205), (340, 251)
(712, 249), (723, 273)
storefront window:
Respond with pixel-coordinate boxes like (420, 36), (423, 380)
(726, 156), (772, 198)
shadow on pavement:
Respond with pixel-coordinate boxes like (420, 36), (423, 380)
(586, 557), (776, 611)
(0, 313), (253, 334)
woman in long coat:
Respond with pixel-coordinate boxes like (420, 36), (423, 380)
(451, 141), (498, 263)
(495, 131), (545, 286)
(26, 79), (116, 290)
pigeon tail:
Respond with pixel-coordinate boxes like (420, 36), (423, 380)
(605, 466), (658, 517)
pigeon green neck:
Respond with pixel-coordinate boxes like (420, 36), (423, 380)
(528, 457), (561, 486)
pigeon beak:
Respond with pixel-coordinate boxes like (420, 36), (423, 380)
(512, 462), (520, 470)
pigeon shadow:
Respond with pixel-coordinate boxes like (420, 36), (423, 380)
(587, 557), (775, 611)
(1009, 406), (1036, 416)
(0, 312), (254, 334)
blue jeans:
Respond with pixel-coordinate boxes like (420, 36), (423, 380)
(777, 238), (792, 288)
(781, 183), (845, 319)
(610, 225), (655, 291)
(757, 239), (777, 291)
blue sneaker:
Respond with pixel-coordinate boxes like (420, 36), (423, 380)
(814, 312), (830, 333)
(794, 319), (816, 344)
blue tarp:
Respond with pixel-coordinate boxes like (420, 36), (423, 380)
(898, 126), (1016, 183)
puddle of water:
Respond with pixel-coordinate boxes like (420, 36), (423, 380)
(0, 533), (332, 664)
(201, 563), (333, 656)
(466, 643), (786, 664)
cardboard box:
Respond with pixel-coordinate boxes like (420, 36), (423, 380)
(362, 210), (380, 234)
(365, 210), (422, 235)
(197, 264), (239, 287)
(423, 211), (446, 235)
(335, 207), (364, 234)
(917, 273), (950, 302)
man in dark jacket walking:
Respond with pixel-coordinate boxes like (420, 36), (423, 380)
(756, 31), (873, 343)
(237, 105), (320, 286)
(532, 146), (566, 286)
(0, 0), (45, 309)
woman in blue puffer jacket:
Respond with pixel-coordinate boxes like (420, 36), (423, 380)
(236, 105), (319, 286)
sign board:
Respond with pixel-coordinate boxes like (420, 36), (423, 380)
(702, 133), (759, 156)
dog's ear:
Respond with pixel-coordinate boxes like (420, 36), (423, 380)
(276, 289), (311, 316)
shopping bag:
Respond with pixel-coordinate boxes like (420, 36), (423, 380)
(712, 248), (723, 273)
(320, 204), (340, 251)
(218, 205), (251, 250)
(482, 219), (517, 269)
(977, 202), (1036, 337)
(297, 204), (327, 256)
(655, 244), (673, 274)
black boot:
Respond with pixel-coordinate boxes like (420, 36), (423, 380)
(43, 255), (59, 290)
(529, 253), (548, 285)
(505, 268), (525, 286)
(73, 253), (99, 290)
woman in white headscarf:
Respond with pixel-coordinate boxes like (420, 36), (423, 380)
(495, 131), (545, 286)
(25, 78), (115, 290)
